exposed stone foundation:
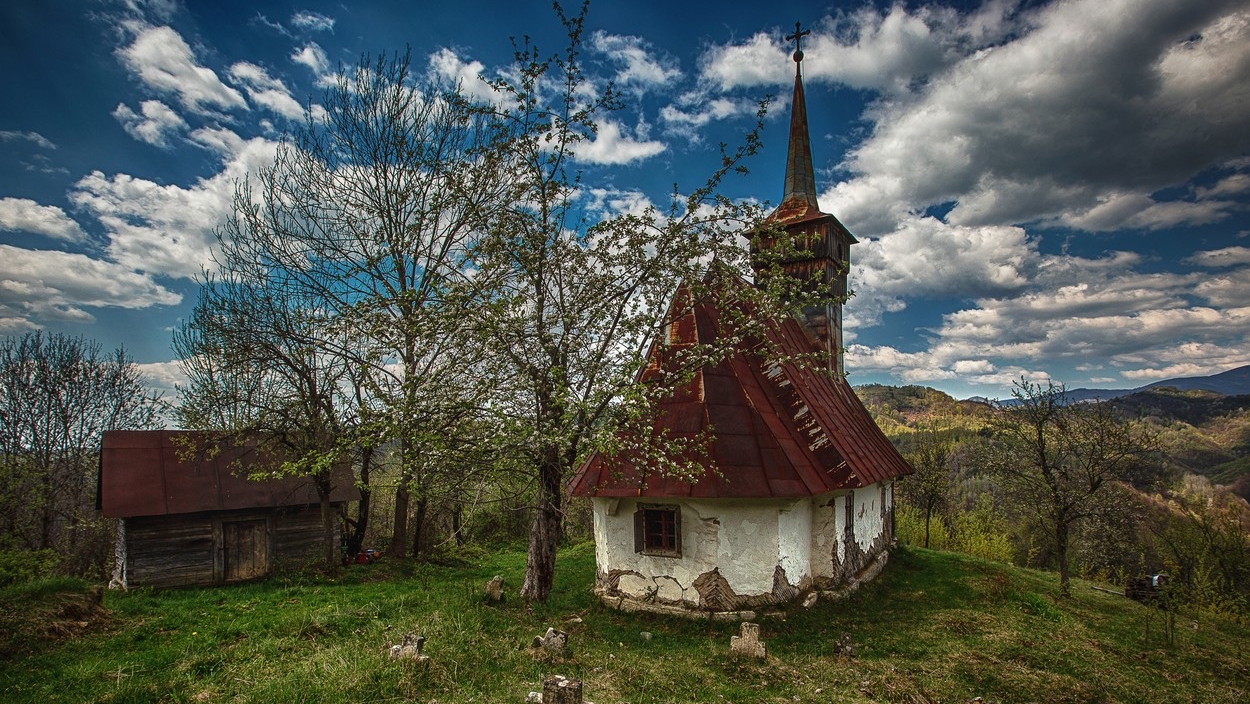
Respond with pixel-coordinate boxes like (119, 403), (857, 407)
(596, 543), (890, 618)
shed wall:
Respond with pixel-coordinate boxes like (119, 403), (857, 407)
(123, 504), (336, 588)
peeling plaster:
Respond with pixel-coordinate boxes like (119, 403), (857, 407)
(591, 483), (896, 615)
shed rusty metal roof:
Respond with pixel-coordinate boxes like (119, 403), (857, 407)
(569, 282), (912, 499)
(99, 430), (358, 518)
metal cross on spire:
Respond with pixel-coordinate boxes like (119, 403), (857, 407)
(786, 21), (810, 63)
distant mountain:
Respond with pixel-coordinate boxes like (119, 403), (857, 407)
(858, 375), (1250, 493)
(1140, 365), (1250, 396)
(984, 364), (1250, 405)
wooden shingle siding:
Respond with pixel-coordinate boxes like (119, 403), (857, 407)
(273, 506), (331, 568)
(126, 514), (216, 588)
(123, 504), (335, 588)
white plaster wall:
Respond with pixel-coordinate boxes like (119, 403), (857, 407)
(592, 496), (814, 606)
(809, 494), (837, 580)
(777, 498), (812, 583)
(841, 481), (889, 559)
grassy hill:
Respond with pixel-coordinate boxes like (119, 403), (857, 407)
(3, 545), (1248, 703)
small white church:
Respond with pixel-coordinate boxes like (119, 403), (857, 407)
(568, 25), (913, 617)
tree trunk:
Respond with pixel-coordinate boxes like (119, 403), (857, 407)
(389, 437), (412, 558)
(521, 454), (564, 602)
(320, 493), (336, 569)
(1056, 520), (1071, 597)
(346, 447), (372, 557)
(411, 497), (428, 559)
(452, 505), (463, 546)
(390, 480), (410, 558)
(316, 474), (336, 570)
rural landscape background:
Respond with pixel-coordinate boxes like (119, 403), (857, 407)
(3, 0), (1250, 701)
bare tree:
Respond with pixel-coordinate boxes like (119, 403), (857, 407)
(174, 276), (354, 569)
(178, 50), (511, 560)
(0, 332), (160, 566)
(982, 380), (1158, 596)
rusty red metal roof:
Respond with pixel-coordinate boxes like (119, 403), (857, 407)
(569, 282), (912, 499)
(100, 430), (358, 518)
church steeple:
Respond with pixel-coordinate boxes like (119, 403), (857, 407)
(782, 22), (819, 210)
(754, 21), (858, 375)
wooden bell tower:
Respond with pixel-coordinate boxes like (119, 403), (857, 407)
(753, 21), (857, 374)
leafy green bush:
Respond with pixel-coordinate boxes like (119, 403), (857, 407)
(0, 549), (61, 587)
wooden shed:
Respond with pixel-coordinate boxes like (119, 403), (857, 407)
(99, 430), (357, 589)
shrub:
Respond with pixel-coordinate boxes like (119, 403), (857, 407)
(0, 549), (61, 587)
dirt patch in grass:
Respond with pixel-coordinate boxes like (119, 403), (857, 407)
(0, 580), (111, 658)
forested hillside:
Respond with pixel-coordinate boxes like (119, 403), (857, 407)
(858, 382), (1250, 617)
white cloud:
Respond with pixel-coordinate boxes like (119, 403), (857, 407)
(427, 48), (498, 104)
(0, 198), (85, 242)
(1185, 246), (1250, 268)
(1193, 267), (1250, 307)
(290, 11), (334, 33)
(574, 120), (664, 165)
(136, 360), (188, 400)
(228, 62), (306, 120)
(701, 2), (1020, 93)
(69, 137), (279, 279)
(119, 25), (248, 114)
(821, 0), (1250, 236)
(847, 216), (1036, 327)
(659, 96), (755, 140)
(0, 245), (181, 329)
(292, 42), (330, 76)
(590, 31), (681, 92)
(116, 0), (179, 23)
(188, 126), (247, 156)
(112, 99), (187, 147)
(1196, 173), (1250, 199)
(701, 32), (790, 91)
(585, 187), (655, 220)
(0, 130), (56, 149)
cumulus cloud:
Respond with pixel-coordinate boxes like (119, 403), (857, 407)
(112, 99), (187, 147)
(228, 62), (305, 120)
(0, 245), (181, 329)
(701, 2), (1019, 93)
(118, 25), (248, 114)
(427, 48), (499, 104)
(846, 216), (1037, 327)
(574, 120), (665, 165)
(135, 360), (188, 400)
(292, 42), (330, 76)
(584, 187), (655, 220)
(590, 31), (681, 92)
(68, 137), (279, 279)
(826, 0), (1250, 236)
(0, 198), (85, 242)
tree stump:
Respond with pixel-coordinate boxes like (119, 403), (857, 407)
(542, 675), (583, 703)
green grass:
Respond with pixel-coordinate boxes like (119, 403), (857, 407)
(2, 543), (1248, 703)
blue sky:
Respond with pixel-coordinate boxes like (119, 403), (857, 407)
(2, 0), (1249, 402)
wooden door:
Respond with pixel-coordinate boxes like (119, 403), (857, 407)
(222, 519), (270, 582)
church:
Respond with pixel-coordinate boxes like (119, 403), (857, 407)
(568, 25), (913, 617)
